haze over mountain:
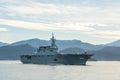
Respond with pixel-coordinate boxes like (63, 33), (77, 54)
(1, 38), (120, 49)
(60, 47), (85, 54)
(106, 40), (120, 47)
(0, 44), (36, 60)
(11, 38), (49, 48)
(91, 46), (120, 61)
(0, 42), (8, 47)
(10, 38), (104, 50)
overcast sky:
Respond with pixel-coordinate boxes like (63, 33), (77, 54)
(0, 0), (120, 44)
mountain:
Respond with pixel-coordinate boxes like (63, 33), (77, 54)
(0, 44), (36, 60)
(106, 40), (120, 47)
(10, 39), (104, 50)
(90, 46), (120, 61)
(57, 40), (104, 50)
(0, 42), (8, 47)
(60, 47), (85, 54)
(11, 38), (49, 48)
(2, 38), (120, 60)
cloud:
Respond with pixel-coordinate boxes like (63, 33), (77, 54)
(0, 3), (97, 15)
(0, 0), (120, 42)
(0, 0), (16, 3)
(0, 27), (8, 31)
(0, 1), (119, 24)
(0, 19), (52, 30)
(0, 19), (97, 31)
(1, 18), (120, 40)
(2, 2), (74, 15)
(82, 29), (120, 40)
(94, 35), (120, 40)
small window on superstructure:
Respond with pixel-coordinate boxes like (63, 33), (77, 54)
(27, 56), (31, 60)
(50, 50), (53, 52)
(54, 58), (58, 61)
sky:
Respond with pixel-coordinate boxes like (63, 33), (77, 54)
(0, 0), (120, 44)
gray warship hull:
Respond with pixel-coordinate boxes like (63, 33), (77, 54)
(20, 34), (93, 65)
(20, 54), (93, 65)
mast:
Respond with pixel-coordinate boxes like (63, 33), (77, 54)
(51, 33), (56, 47)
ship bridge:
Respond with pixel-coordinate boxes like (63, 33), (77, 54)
(36, 33), (58, 55)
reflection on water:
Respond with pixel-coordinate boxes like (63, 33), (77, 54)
(0, 61), (120, 80)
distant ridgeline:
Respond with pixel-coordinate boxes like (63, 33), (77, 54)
(0, 39), (120, 60)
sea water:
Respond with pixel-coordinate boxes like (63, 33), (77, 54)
(0, 61), (120, 80)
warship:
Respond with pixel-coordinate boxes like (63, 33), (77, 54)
(20, 34), (93, 65)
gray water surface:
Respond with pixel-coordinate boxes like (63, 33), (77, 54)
(0, 61), (120, 80)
